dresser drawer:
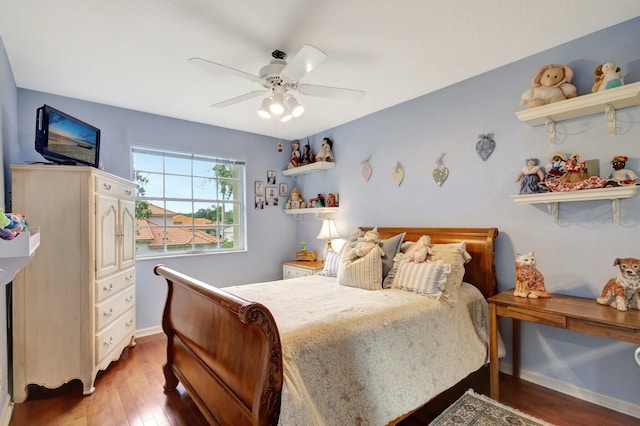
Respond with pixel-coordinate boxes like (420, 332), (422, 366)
(283, 265), (314, 279)
(96, 269), (135, 303)
(95, 287), (135, 331)
(96, 308), (135, 363)
(95, 175), (135, 199)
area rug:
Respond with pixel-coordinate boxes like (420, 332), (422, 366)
(429, 389), (555, 425)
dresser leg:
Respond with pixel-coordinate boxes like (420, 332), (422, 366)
(512, 319), (521, 379)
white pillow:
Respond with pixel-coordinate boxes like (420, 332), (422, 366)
(337, 246), (383, 290)
(317, 250), (340, 277)
(391, 260), (450, 299)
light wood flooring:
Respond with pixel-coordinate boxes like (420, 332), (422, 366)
(9, 333), (639, 425)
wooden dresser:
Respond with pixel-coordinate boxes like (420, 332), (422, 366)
(11, 164), (136, 403)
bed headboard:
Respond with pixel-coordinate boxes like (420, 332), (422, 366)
(362, 227), (499, 299)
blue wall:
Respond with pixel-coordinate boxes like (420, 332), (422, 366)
(297, 17), (640, 412)
(2, 16), (640, 418)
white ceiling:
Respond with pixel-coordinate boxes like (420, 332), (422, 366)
(1, 1), (639, 140)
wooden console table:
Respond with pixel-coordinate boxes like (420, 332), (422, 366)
(488, 290), (640, 400)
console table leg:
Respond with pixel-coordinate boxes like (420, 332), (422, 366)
(489, 302), (499, 400)
(513, 318), (521, 379)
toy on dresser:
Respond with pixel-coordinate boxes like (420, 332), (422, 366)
(514, 251), (551, 298)
(596, 258), (640, 312)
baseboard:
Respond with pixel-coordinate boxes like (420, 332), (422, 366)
(135, 325), (163, 338)
(0, 397), (12, 426)
(499, 363), (640, 419)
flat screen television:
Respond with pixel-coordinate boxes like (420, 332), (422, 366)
(35, 104), (101, 167)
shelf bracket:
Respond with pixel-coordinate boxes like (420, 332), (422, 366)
(605, 103), (617, 137)
(612, 198), (621, 225)
(547, 202), (559, 225)
(544, 117), (556, 145)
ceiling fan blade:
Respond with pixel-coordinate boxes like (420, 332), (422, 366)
(210, 90), (266, 108)
(297, 84), (365, 101)
(189, 57), (262, 83)
(281, 44), (328, 81)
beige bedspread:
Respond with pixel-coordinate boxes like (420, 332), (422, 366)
(226, 275), (501, 425)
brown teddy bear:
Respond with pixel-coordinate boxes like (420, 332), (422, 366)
(520, 64), (577, 108)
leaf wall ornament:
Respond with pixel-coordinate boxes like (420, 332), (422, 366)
(476, 133), (495, 161)
(361, 156), (372, 182)
(392, 161), (405, 186)
(433, 153), (449, 186)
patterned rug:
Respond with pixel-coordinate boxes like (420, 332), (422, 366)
(429, 389), (555, 425)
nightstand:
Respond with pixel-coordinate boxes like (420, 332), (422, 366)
(282, 260), (324, 279)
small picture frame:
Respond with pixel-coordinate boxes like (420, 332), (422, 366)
(255, 196), (264, 209)
(279, 183), (288, 197)
(266, 186), (278, 206)
(255, 180), (264, 196)
(267, 170), (276, 185)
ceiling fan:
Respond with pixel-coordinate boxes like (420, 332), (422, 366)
(189, 45), (365, 122)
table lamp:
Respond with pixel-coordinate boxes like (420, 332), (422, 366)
(316, 219), (340, 251)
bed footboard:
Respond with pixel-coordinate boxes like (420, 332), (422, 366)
(154, 265), (282, 426)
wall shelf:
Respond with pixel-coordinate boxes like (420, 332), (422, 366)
(284, 207), (339, 220)
(516, 81), (640, 143)
(281, 161), (335, 176)
(0, 227), (41, 285)
(512, 186), (639, 225)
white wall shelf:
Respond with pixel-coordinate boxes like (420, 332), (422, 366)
(284, 207), (339, 220)
(512, 186), (639, 225)
(0, 227), (40, 285)
(281, 161), (335, 176)
(516, 81), (640, 144)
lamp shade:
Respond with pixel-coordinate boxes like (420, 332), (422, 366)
(286, 95), (305, 117)
(270, 92), (285, 115)
(316, 219), (340, 240)
(257, 97), (272, 119)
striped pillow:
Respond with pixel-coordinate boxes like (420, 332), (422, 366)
(317, 250), (341, 277)
(391, 260), (450, 299)
(337, 246), (383, 290)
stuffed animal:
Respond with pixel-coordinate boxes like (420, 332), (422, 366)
(404, 235), (432, 263)
(592, 62), (624, 93)
(597, 258), (640, 311)
(520, 64), (577, 108)
(514, 252), (550, 298)
(0, 209), (28, 240)
(348, 229), (384, 260)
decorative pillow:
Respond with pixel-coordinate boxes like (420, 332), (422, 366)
(382, 252), (405, 289)
(401, 240), (466, 252)
(380, 232), (406, 281)
(337, 246), (383, 290)
(391, 260), (451, 299)
(317, 250), (341, 277)
(428, 245), (472, 304)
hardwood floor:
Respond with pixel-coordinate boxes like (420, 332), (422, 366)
(9, 333), (639, 426)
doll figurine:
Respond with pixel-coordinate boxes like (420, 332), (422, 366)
(287, 141), (301, 169)
(515, 158), (545, 194)
(315, 137), (334, 162)
(606, 156), (638, 186)
(544, 151), (567, 181)
(301, 143), (315, 165)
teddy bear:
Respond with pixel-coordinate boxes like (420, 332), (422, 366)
(520, 64), (577, 108)
(592, 62), (624, 93)
(347, 229), (384, 260)
(404, 235), (432, 263)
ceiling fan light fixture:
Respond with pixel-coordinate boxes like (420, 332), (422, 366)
(257, 97), (272, 119)
(286, 95), (304, 118)
(270, 92), (285, 115)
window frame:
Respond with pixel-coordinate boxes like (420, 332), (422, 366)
(131, 145), (247, 259)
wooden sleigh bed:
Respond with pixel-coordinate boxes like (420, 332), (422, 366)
(154, 227), (499, 425)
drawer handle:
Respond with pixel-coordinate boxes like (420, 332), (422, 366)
(103, 337), (113, 348)
(103, 182), (112, 191)
(103, 308), (113, 318)
(103, 283), (114, 293)
(125, 189), (132, 195)
(126, 319), (134, 328)
(125, 296), (133, 303)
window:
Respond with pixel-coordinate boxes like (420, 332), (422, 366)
(131, 146), (246, 258)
